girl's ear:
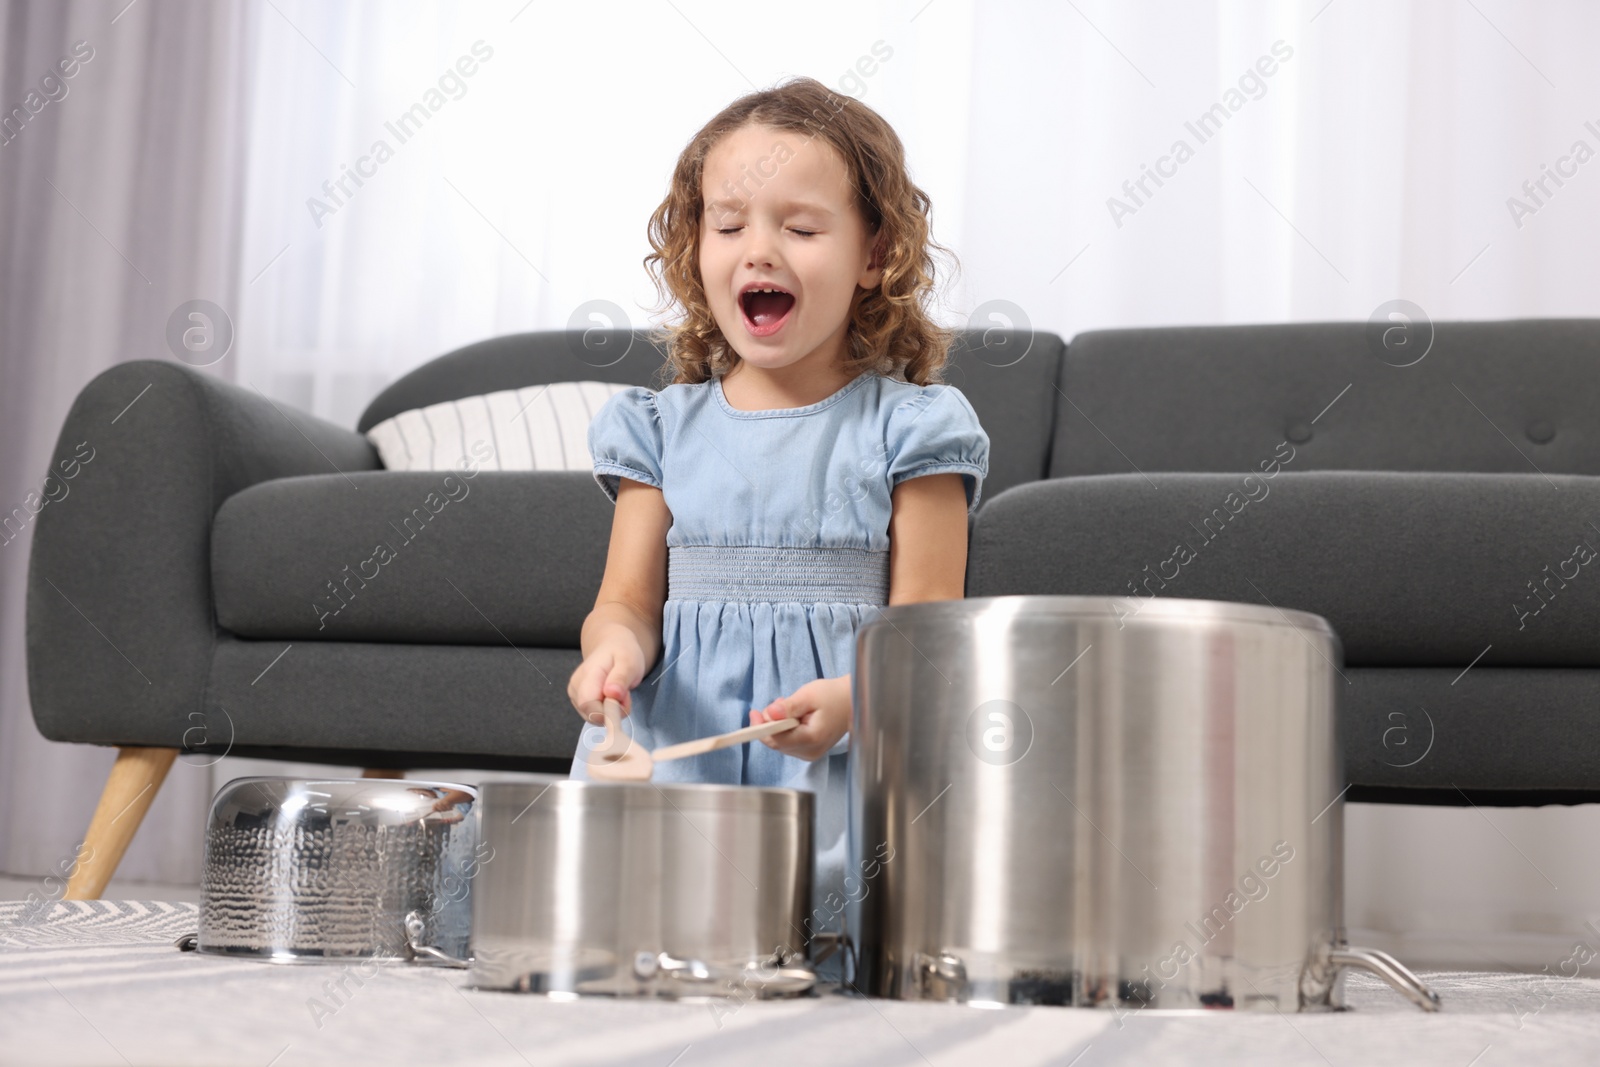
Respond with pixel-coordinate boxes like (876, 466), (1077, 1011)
(858, 230), (886, 291)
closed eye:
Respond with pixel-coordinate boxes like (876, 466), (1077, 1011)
(713, 227), (818, 237)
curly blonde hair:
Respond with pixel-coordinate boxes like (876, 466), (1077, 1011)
(643, 76), (958, 387)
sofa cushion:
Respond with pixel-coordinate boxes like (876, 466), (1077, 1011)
(212, 471), (610, 645)
(1052, 319), (1600, 477)
(967, 471), (1600, 667)
(204, 635), (584, 770)
(1341, 667), (1600, 792)
(364, 381), (631, 472)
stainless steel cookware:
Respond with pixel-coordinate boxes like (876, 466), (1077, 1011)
(190, 777), (480, 962)
(469, 780), (816, 997)
(850, 595), (1439, 1012)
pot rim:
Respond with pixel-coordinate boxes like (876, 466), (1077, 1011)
(480, 779), (814, 818)
(206, 776), (478, 823)
(867, 594), (1335, 635)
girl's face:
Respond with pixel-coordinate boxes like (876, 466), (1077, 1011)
(699, 123), (883, 377)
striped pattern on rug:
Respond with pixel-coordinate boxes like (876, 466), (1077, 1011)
(0, 899), (196, 948)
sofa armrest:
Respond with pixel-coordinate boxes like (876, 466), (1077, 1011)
(25, 360), (381, 747)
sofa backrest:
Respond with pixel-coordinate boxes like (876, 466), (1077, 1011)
(359, 328), (1064, 502)
(1050, 319), (1600, 477)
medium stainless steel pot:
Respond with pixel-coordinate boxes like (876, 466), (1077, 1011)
(469, 780), (816, 997)
(189, 777), (480, 962)
(850, 595), (1438, 1013)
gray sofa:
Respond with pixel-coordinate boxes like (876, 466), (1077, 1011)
(27, 319), (1600, 895)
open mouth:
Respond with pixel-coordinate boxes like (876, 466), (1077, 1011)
(739, 285), (796, 337)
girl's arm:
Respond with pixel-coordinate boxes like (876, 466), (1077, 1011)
(885, 471), (970, 604)
(755, 473), (969, 758)
(568, 478), (671, 723)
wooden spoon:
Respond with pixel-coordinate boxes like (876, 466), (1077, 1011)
(586, 698), (799, 782)
(584, 697), (652, 780)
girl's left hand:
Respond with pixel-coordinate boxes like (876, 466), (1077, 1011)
(751, 675), (852, 761)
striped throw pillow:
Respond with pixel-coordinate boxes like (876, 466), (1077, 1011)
(365, 381), (633, 472)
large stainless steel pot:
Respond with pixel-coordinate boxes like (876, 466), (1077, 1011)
(470, 780), (817, 998)
(190, 777), (480, 962)
(850, 595), (1439, 1013)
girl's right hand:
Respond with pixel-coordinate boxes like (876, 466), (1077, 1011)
(568, 628), (648, 725)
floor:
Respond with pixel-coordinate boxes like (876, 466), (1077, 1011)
(3, 899), (1598, 1066)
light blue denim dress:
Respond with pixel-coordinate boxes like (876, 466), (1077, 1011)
(571, 370), (990, 937)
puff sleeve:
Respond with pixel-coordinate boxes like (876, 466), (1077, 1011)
(588, 387), (664, 503)
(884, 384), (991, 512)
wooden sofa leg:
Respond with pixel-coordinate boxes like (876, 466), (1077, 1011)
(64, 746), (179, 900)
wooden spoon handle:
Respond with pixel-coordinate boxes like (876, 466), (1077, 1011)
(593, 697), (627, 757)
(651, 718), (799, 764)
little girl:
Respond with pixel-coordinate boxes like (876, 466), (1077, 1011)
(566, 76), (989, 942)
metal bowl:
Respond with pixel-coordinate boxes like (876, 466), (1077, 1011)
(194, 777), (480, 963)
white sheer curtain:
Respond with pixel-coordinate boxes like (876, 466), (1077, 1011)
(951, 0), (1597, 328)
(237, 0), (1600, 428)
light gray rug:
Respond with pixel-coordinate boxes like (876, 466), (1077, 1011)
(3, 900), (1598, 1066)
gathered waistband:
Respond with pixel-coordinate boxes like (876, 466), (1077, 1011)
(668, 545), (889, 604)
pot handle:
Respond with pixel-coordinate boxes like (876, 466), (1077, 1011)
(403, 910), (471, 969)
(809, 931), (851, 969)
(1329, 945), (1441, 1012)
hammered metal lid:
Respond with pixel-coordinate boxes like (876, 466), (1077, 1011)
(207, 776), (478, 829)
